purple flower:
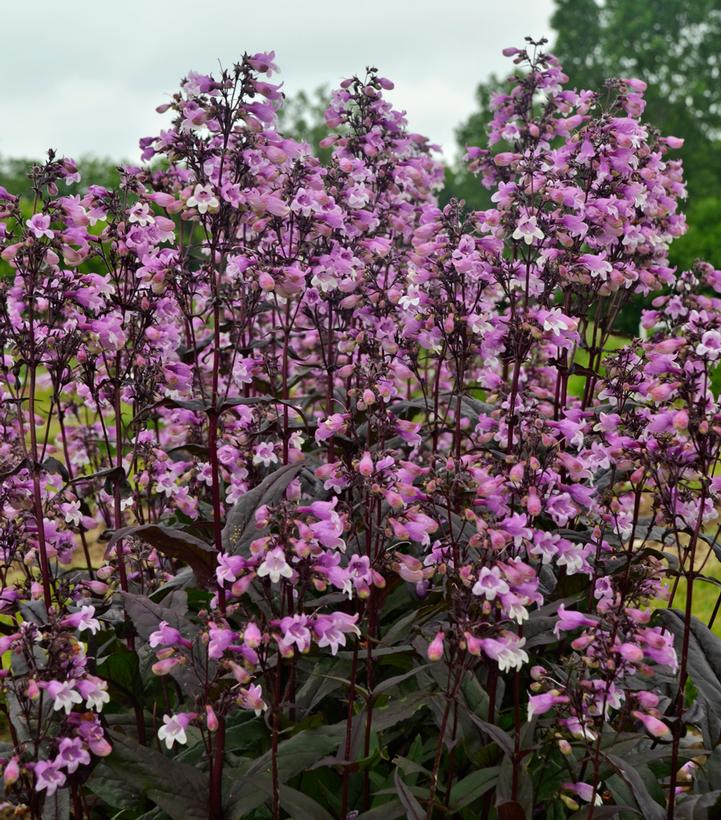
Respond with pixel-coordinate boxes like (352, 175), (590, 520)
(27, 213), (54, 239)
(257, 547), (292, 584)
(472, 566), (510, 601)
(56, 737), (90, 773)
(34, 759), (66, 796)
(157, 712), (195, 749)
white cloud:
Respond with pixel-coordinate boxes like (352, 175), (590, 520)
(0, 0), (554, 162)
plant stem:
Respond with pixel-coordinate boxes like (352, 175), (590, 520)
(209, 715), (226, 820)
(28, 363), (52, 610)
(340, 642), (359, 818)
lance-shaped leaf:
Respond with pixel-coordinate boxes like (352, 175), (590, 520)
(105, 732), (209, 820)
(246, 723), (343, 780)
(606, 754), (665, 820)
(449, 766), (499, 810)
(121, 591), (191, 642)
(568, 808), (640, 819)
(40, 787), (70, 820)
(657, 609), (721, 742)
(222, 461), (304, 555)
(393, 767), (426, 819)
(107, 524), (217, 585)
(675, 791), (721, 819)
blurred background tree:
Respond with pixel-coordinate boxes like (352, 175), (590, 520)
(5, 2), (720, 284)
(450, 0), (721, 277)
(0, 156), (121, 201)
(276, 86), (332, 164)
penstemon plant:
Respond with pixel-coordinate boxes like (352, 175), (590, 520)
(2, 35), (721, 819)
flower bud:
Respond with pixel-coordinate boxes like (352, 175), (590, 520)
(357, 452), (374, 477)
(530, 665), (547, 681)
(206, 705), (219, 732)
(258, 271), (275, 291)
(427, 631), (444, 662)
(3, 756), (20, 787)
(558, 739), (572, 755)
(632, 710), (671, 739)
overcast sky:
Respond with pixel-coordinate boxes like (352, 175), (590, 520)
(2, 1), (554, 164)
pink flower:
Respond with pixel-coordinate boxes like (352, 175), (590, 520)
(527, 692), (569, 720)
(3, 756), (20, 787)
(216, 553), (246, 585)
(257, 547), (293, 583)
(563, 782), (602, 806)
(553, 605), (598, 638)
(480, 635), (529, 672)
(579, 253), (612, 280)
(149, 620), (191, 649)
(243, 622), (262, 648)
(632, 710), (671, 739)
(512, 214), (543, 245)
(208, 625), (236, 659)
(696, 329), (721, 360)
(472, 566), (510, 601)
(313, 612), (360, 655)
(27, 213), (54, 239)
(76, 675), (110, 711)
(357, 451), (374, 477)
(34, 760), (66, 796)
(56, 737), (90, 773)
(315, 413), (348, 443)
(186, 184), (219, 214)
(427, 631), (444, 661)
(238, 684), (267, 716)
(61, 605), (100, 634)
(45, 680), (83, 714)
(253, 441), (278, 467)
(157, 712), (195, 749)
(618, 642), (644, 664)
(206, 705), (219, 732)
(278, 614), (312, 654)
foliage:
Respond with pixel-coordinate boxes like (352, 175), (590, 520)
(2, 41), (721, 820)
(452, 0), (721, 287)
(276, 86), (332, 164)
(0, 155), (122, 205)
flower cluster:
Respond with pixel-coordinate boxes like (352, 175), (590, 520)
(0, 41), (717, 819)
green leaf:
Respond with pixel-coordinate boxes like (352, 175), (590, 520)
(367, 690), (431, 733)
(466, 714), (514, 756)
(41, 788), (70, 820)
(276, 784), (334, 820)
(223, 773), (270, 819)
(87, 763), (148, 812)
(606, 754), (665, 820)
(496, 753), (533, 819)
(372, 664), (431, 697)
(450, 766), (499, 810)
(109, 524), (217, 585)
(657, 609), (721, 742)
(393, 768), (425, 819)
(568, 808), (641, 819)
(105, 732), (209, 820)
(122, 591), (190, 642)
(223, 774), (334, 820)
(222, 461), (304, 555)
(355, 802), (406, 820)
(675, 790), (721, 819)
(97, 642), (143, 703)
(246, 723), (343, 781)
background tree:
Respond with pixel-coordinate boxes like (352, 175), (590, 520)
(277, 86), (332, 162)
(0, 155), (121, 203)
(452, 0), (721, 273)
